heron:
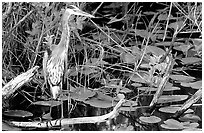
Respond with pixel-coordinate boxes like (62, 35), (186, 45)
(43, 5), (94, 118)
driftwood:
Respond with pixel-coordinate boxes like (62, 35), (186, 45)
(7, 98), (125, 128)
(2, 66), (39, 108)
(173, 88), (202, 118)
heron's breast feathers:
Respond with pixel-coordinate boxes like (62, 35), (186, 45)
(46, 57), (65, 86)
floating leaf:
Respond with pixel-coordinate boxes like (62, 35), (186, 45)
(167, 87), (180, 91)
(155, 41), (183, 46)
(137, 82), (179, 92)
(119, 87), (132, 93)
(165, 84), (180, 91)
(170, 75), (195, 82)
(97, 92), (114, 101)
(33, 100), (61, 106)
(84, 97), (116, 108)
(122, 100), (138, 107)
(181, 57), (201, 65)
(137, 87), (153, 91)
(161, 119), (183, 130)
(181, 80), (201, 89)
(182, 128), (202, 131)
(159, 106), (180, 113)
(173, 44), (191, 53)
(71, 88), (95, 101)
(158, 95), (188, 103)
(120, 106), (137, 112)
(84, 92), (117, 108)
(191, 39), (202, 52)
(146, 46), (165, 56)
(183, 122), (199, 129)
(3, 110), (33, 118)
(139, 116), (161, 124)
(179, 114), (201, 122)
(119, 100), (139, 111)
(138, 86), (180, 92)
(159, 106), (193, 114)
(162, 119), (200, 130)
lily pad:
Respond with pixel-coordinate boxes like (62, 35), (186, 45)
(181, 57), (201, 65)
(183, 122), (199, 129)
(159, 106), (194, 114)
(3, 110), (33, 118)
(180, 80), (202, 89)
(139, 115), (161, 124)
(120, 100), (140, 111)
(179, 114), (201, 122)
(170, 75), (195, 82)
(84, 97), (117, 108)
(70, 88), (95, 102)
(173, 44), (191, 53)
(84, 92), (117, 108)
(159, 106), (181, 113)
(161, 119), (199, 130)
(33, 100), (61, 106)
(158, 95), (188, 104)
(119, 87), (132, 93)
(182, 128), (202, 131)
(146, 46), (166, 56)
(161, 119), (183, 130)
(137, 86), (180, 92)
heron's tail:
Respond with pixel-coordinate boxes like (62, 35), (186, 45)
(50, 86), (60, 99)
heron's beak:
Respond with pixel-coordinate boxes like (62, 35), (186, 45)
(73, 9), (95, 18)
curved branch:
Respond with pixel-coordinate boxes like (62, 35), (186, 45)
(7, 98), (126, 129)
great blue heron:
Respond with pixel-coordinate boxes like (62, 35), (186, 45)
(43, 5), (94, 100)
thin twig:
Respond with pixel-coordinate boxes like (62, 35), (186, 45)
(163, 2), (172, 41)
(3, 10), (35, 42)
(30, 24), (45, 68)
(92, 2), (103, 15)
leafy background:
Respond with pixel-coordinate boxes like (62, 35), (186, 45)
(2, 2), (202, 131)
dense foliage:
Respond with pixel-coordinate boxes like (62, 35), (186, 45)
(2, 2), (202, 131)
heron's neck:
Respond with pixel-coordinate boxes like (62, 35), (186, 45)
(58, 12), (71, 50)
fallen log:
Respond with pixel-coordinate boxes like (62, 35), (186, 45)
(6, 98), (126, 129)
(2, 66), (39, 108)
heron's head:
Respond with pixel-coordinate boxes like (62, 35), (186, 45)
(66, 5), (95, 18)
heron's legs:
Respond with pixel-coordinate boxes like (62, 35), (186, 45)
(61, 98), (64, 119)
(60, 83), (64, 119)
